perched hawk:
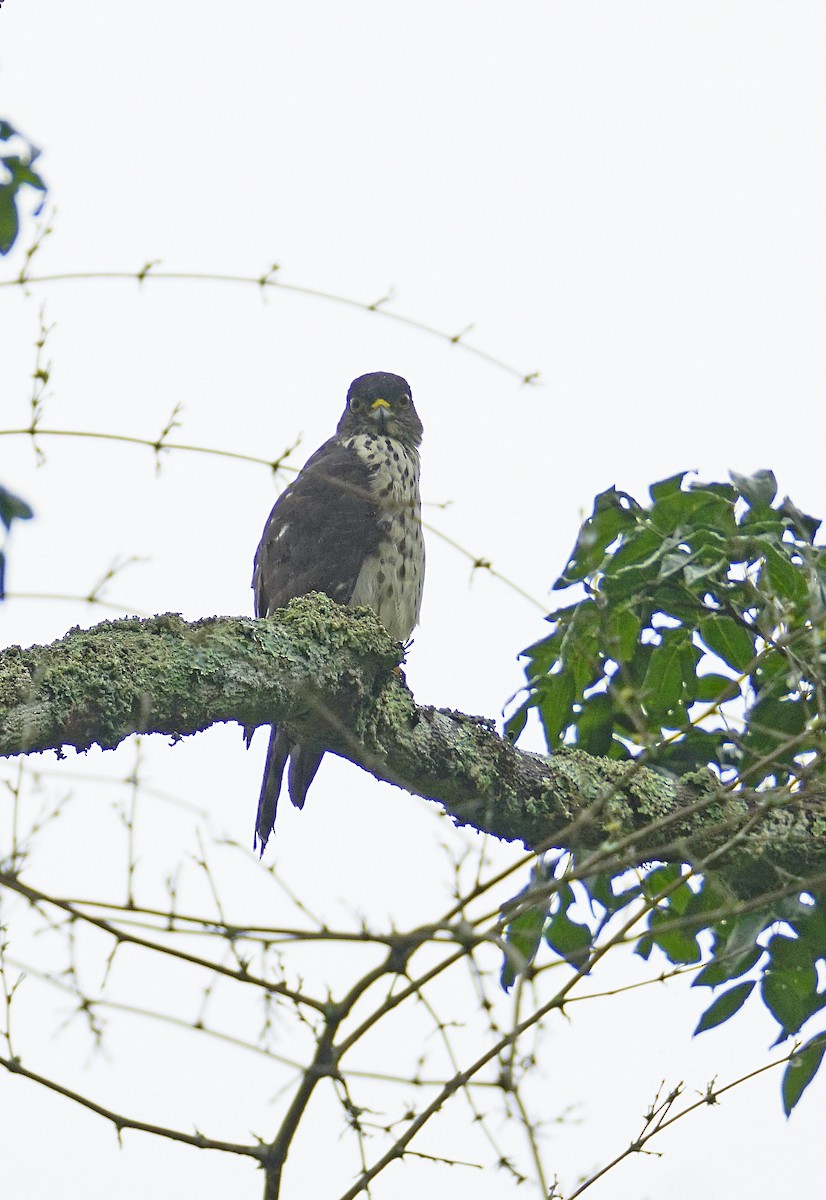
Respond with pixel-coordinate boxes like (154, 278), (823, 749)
(251, 371), (425, 853)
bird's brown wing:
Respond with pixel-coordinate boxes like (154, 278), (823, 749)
(253, 436), (381, 617)
(250, 436), (382, 853)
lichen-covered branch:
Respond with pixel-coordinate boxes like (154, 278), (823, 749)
(1, 593), (824, 896)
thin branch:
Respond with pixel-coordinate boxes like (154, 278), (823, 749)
(0, 1052), (265, 1159)
(0, 872), (327, 1014)
(0, 424), (291, 471)
(565, 1052), (794, 1199)
(0, 267), (541, 384)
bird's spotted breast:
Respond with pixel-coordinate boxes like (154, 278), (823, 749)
(343, 433), (425, 642)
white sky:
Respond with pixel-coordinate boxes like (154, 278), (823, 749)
(2, 2), (826, 1198)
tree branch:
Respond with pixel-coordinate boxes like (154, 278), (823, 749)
(1, 594), (823, 896)
(0, 1052), (265, 1159)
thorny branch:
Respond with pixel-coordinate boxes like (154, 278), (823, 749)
(0, 266), (541, 385)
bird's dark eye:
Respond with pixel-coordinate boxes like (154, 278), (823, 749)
(398, 393), (411, 408)
(349, 396), (363, 411)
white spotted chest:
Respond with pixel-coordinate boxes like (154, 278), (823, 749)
(343, 432), (425, 642)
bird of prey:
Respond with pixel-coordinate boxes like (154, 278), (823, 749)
(251, 371), (425, 853)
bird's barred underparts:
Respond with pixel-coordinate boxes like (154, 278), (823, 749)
(344, 432), (424, 642)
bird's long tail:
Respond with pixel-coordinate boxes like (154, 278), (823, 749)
(254, 726), (290, 855)
(254, 727), (324, 854)
(287, 744), (324, 812)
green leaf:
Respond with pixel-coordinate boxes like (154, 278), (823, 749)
(657, 549), (692, 582)
(683, 557), (728, 589)
(750, 646), (793, 701)
(783, 1033), (826, 1115)
(767, 932), (814, 971)
(642, 637), (687, 718)
(642, 862), (683, 898)
(762, 950), (821, 1040)
(554, 487), (640, 588)
(761, 543), (809, 608)
(560, 602), (602, 696)
(789, 903), (826, 962)
(779, 496), (821, 544)
(649, 472), (691, 502)
(0, 485), (34, 531)
(544, 908), (593, 967)
(747, 696), (806, 741)
(739, 507), (786, 540)
(694, 944), (763, 988)
(649, 917), (702, 965)
(581, 873), (641, 916)
(721, 911), (772, 961)
(503, 699), (530, 743)
(635, 934), (653, 961)
(693, 673), (741, 704)
(0, 189), (20, 256)
(697, 481), (738, 502)
(573, 692), (616, 755)
(694, 981), (755, 1034)
(648, 727), (728, 776)
(699, 615), (756, 673)
(650, 488), (734, 537)
(648, 583), (708, 625)
(2, 155), (46, 193)
(608, 527), (667, 568)
(730, 469), (777, 510)
(604, 606), (641, 663)
(0, 123), (47, 255)
(500, 904), (547, 992)
(521, 625), (566, 680)
(535, 669), (576, 748)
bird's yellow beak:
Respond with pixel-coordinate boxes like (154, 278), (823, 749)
(371, 398), (390, 410)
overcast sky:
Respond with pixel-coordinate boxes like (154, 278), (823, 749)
(2, 3), (826, 1198)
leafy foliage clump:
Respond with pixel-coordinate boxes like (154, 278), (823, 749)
(503, 471), (826, 1112)
(0, 484), (34, 599)
(507, 468), (825, 790)
(0, 119), (47, 256)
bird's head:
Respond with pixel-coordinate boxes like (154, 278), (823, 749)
(338, 372), (423, 448)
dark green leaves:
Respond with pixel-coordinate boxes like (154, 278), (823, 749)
(544, 889), (593, 968)
(0, 485), (34, 532)
(762, 543), (809, 607)
(761, 932), (825, 1042)
(554, 487), (641, 588)
(500, 901), (547, 992)
(505, 469), (826, 1112)
(697, 615), (755, 674)
(508, 470), (826, 789)
(690, 902), (826, 1112)
(694, 981), (755, 1034)
(0, 119), (47, 255)
(0, 484), (34, 600)
(730, 468), (777, 510)
(783, 1035), (826, 1116)
(692, 910), (766, 988)
(500, 866), (598, 990)
(635, 864), (705, 965)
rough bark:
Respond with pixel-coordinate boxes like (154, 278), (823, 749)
(1, 593), (824, 897)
